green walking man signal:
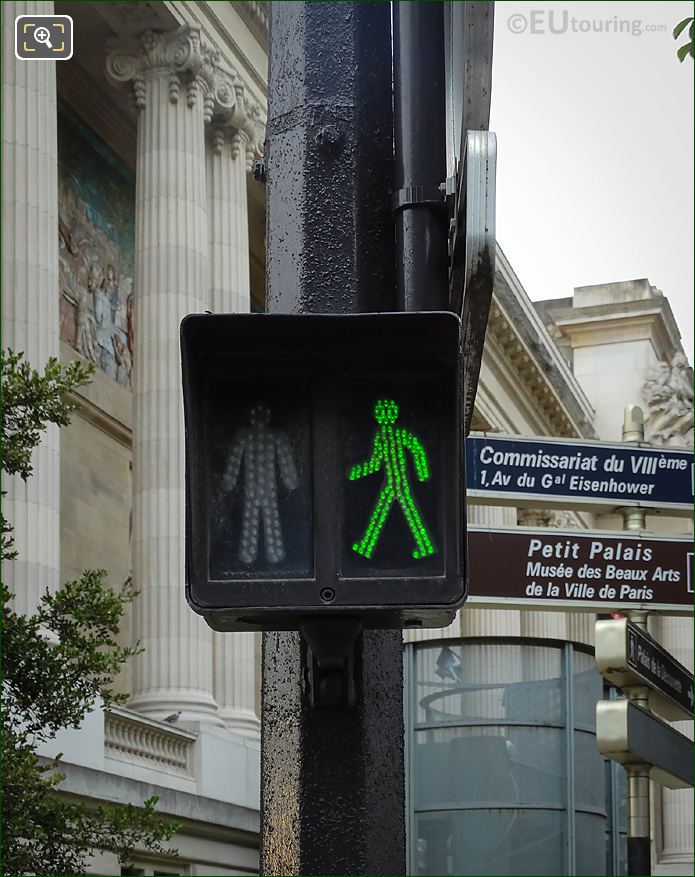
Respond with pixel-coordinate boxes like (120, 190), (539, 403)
(349, 398), (436, 561)
(182, 310), (464, 631)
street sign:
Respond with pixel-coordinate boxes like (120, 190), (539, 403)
(595, 618), (694, 722)
(467, 433), (693, 515)
(596, 699), (693, 789)
(467, 527), (694, 614)
(445, 0), (496, 438)
(596, 618), (693, 721)
(451, 132), (497, 436)
(181, 311), (464, 631)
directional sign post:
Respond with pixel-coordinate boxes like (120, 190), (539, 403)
(451, 132), (497, 435)
(467, 433), (693, 515)
(596, 699), (693, 790)
(596, 618), (694, 721)
(446, 3), (496, 435)
(467, 527), (694, 614)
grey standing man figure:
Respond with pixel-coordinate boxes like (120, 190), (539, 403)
(222, 404), (298, 564)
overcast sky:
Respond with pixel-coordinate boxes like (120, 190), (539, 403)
(489, 0), (694, 358)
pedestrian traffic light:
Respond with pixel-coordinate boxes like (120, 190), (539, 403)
(181, 311), (465, 631)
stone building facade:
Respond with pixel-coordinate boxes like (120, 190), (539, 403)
(2, 2), (692, 875)
(3, 2), (268, 873)
(404, 267), (693, 876)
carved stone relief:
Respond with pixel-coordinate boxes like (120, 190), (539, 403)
(642, 354), (694, 448)
(58, 102), (134, 388)
(518, 508), (580, 529)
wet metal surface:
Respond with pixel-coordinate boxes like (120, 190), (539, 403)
(392, 1), (449, 312)
(261, 3), (405, 875)
(265, 1), (395, 317)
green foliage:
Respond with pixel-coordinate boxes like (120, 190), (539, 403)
(673, 17), (694, 62)
(2, 728), (173, 877)
(1, 349), (178, 875)
(2, 571), (139, 741)
(1, 349), (94, 481)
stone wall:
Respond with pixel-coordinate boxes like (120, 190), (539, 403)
(60, 341), (133, 694)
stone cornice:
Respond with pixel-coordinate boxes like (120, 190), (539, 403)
(548, 296), (683, 360)
(60, 342), (132, 447)
(67, 392), (132, 450)
(95, 1), (175, 36)
(488, 246), (597, 439)
(41, 759), (260, 841)
(235, 1), (269, 52)
(482, 318), (574, 437)
(180, 0), (269, 99)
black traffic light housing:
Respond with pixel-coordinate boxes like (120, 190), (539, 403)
(181, 311), (465, 631)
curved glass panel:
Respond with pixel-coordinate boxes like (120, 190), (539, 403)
(414, 725), (564, 809)
(414, 809), (564, 876)
(574, 729), (605, 808)
(576, 812), (609, 875)
(408, 640), (610, 876)
(573, 650), (603, 728)
(415, 643), (563, 725)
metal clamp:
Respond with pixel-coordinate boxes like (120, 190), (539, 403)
(302, 617), (362, 708)
(252, 158), (266, 184)
(390, 183), (449, 215)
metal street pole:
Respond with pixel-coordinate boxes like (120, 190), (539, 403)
(260, 3), (404, 874)
(392, 1), (449, 311)
(620, 404), (651, 877)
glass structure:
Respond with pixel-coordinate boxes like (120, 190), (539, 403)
(405, 639), (626, 876)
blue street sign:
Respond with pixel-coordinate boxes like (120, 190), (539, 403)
(467, 434), (693, 515)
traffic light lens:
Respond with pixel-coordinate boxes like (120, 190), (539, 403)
(347, 397), (436, 562)
(207, 380), (313, 579)
(342, 384), (443, 577)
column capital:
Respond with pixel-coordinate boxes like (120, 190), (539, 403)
(105, 27), (266, 162)
(106, 25), (213, 111)
(209, 125), (253, 170)
(206, 63), (265, 168)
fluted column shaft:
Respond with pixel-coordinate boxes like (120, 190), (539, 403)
(207, 126), (251, 314)
(106, 28), (221, 724)
(2, 1), (60, 616)
(213, 629), (260, 737)
(653, 614), (693, 864)
(206, 122), (258, 736)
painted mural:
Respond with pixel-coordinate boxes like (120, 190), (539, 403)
(58, 102), (135, 388)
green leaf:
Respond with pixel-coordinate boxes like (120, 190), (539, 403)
(677, 41), (694, 62)
(1, 348), (94, 481)
(673, 16), (693, 39)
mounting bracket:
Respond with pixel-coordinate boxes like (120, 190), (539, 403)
(301, 617), (363, 708)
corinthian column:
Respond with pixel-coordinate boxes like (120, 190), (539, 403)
(106, 27), (222, 725)
(206, 70), (256, 314)
(207, 124), (250, 314)
(2, 1), (60, 616)
(652, 614), (694, 866)
(205, 70), (261, 737)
